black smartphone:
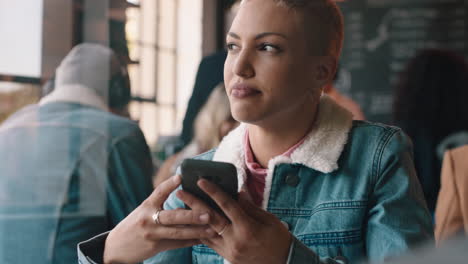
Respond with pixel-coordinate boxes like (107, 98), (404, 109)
(180, 159), (238, 215)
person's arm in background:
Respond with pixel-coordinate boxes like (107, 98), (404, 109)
(435, 149), (464, 244)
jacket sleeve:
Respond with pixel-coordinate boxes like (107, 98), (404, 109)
(435, 150), (463, 243)
(106, 128), (154, 224)
(76, 190), (191, 264)
(77, 232), (110, 264)
(366, 129), (433, 262)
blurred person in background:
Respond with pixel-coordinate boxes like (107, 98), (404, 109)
(393, 49), (468, 214)
(179, 1), (241, 147)
(435, 145), (468, 243)
(0, 43), (153, 263)
(154, 83), (238, 187)
(180, 52), (227, 147)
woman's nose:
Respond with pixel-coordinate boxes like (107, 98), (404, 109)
(232, 50), (255, 78)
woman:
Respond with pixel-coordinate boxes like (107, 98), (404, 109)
(79, 1), (432, 263)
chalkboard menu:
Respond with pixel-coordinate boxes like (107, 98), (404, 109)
(336, 0), (468, 123)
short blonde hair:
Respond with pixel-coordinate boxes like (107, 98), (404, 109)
(241, 0), (344, 59)
(193, 83), (232, 151)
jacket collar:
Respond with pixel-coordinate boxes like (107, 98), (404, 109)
(212, 95), (353, 195)
(39, 84), (108, 112)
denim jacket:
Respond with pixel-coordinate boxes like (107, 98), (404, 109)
(78, 96), (433, 264)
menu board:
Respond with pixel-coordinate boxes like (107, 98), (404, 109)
(336, 0), (468, 123)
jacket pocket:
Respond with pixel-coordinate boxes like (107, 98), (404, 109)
(297, 230), (362, 263)
(297, 229), (362, 246)
(271, 200), (367, 262)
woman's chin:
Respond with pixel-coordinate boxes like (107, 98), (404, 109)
(232, 108), (262, 124)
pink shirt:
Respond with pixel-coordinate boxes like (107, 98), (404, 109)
(244, 130), (306, 206)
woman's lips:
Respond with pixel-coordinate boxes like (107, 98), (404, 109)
(231, 84), (261, 99)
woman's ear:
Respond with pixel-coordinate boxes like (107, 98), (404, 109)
(315, 56), (337, 83)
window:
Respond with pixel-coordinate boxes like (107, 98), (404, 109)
(126, 0), (203, 147)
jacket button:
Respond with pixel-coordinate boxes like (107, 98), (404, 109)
(285, 174), (300, 187)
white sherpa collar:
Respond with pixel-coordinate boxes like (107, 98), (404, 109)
(212, 95), (353, 209)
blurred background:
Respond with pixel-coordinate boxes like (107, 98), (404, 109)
(0, 0), (234, 146)
(0, 0), (467, 161)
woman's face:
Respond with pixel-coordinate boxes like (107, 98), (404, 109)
(224, 0), (325, 125)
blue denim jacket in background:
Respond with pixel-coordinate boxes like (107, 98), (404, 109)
(0, 102), (154, 264)
(78, 96), (433, 264)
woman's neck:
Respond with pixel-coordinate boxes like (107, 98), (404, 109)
(247, 99), (319, 168)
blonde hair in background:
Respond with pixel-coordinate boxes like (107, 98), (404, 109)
(193, 83), (232, 151)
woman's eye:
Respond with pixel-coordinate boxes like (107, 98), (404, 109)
(226, 43), (239, 51)
(259, 44), (280, 52)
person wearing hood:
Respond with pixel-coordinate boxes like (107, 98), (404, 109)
(0, 43), (154, 264)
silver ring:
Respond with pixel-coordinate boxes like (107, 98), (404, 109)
(152, 208), (163, 225)
(217, 223), (229, 236)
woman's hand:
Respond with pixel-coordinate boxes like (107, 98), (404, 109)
(103, 175), (218, 264)
(177, 179), (292, 264)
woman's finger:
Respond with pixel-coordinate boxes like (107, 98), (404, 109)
(157, 239), (202, 251)
(238, 191), (270, 222)
(176, 189), (229, 232)
(157, 209), (211, 226)
(147, 175), (182, 207)
(156, 239), (201, 253)
(145, 225), (217, 241)
(197, 179), (247, 224)
(175, 189), (211, 212)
